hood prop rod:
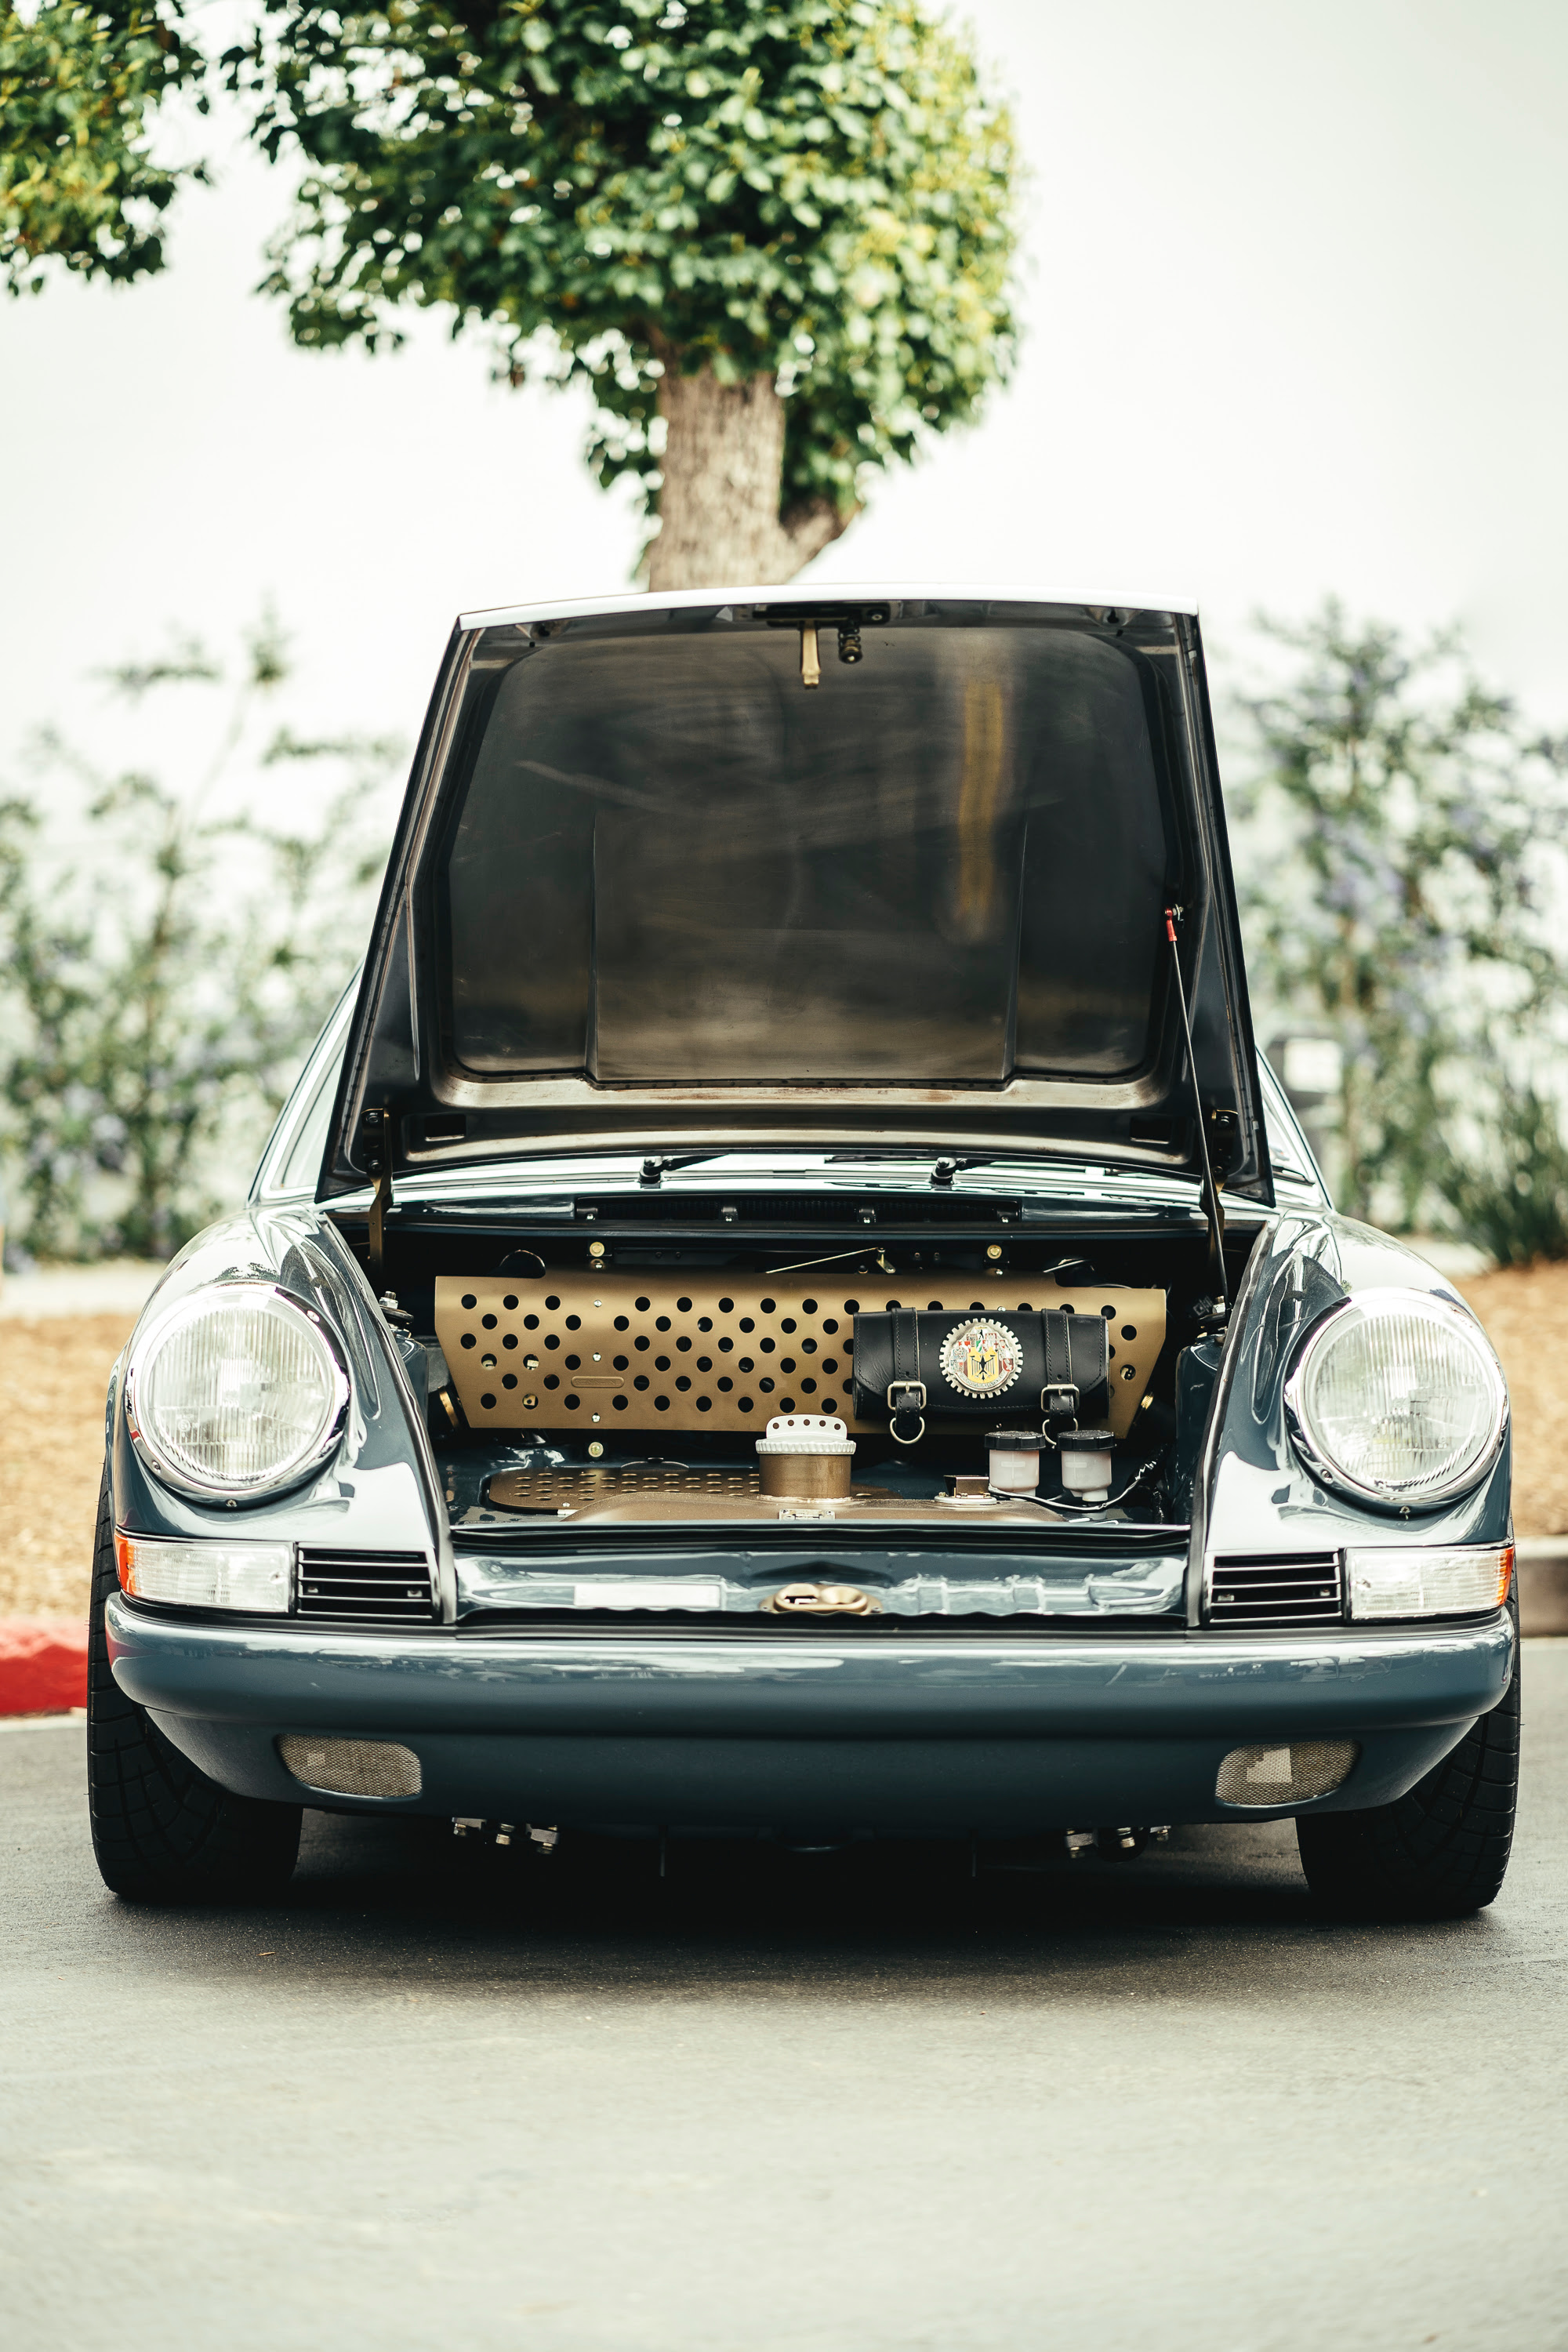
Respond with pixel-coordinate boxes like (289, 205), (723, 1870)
(1163, 909), (1229, 1324)
(369, 1169), (392, 1286)
(361, 1105), (394, 1284)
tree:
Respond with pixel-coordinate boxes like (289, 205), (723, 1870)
(2, 1), (1018, 587)
(1229, 603), (1568, 1232)
(236, 0), (1017, 586)
(0, 620), (399, 1259)
(1, 0), (205, 292)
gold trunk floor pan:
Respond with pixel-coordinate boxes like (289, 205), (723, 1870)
(491, 1465), (762, 1504)
(476, 1465), (1062, 1529)
(435, 1272), (1164, 1440)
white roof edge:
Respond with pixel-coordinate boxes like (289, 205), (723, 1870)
(457, 579), (1200, 630)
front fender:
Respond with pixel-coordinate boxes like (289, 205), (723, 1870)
(1196, 1213), (1511, 1600)
(107, 1205), (448, 1597)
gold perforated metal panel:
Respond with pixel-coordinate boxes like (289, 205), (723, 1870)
(434, 1274), (1165, 1439)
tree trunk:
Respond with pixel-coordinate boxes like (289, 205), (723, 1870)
(648, 366), (856, 592)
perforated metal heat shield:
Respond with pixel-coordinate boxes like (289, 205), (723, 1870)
(434, 1274), (1165, 1439)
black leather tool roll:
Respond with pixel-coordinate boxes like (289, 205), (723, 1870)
(851, 1308), (1110, 1442)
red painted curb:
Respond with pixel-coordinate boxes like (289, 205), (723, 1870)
(0, 1619), (89, 1716)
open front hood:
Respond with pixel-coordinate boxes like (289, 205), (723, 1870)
(321, 586), (1270, 1202)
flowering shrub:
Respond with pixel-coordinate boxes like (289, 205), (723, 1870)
(1230, 603), (1568, 1246)
(0, 619), (397, 1260)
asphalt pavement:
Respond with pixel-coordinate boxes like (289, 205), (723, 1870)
(5, 1650), (1568, 2352)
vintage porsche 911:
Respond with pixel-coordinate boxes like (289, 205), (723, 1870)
(90, 586), (1518, 1918)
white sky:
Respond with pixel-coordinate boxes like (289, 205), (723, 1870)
(3, 0), (1566, 807)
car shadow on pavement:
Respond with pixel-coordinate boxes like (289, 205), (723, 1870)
(79, 1806), (1504, 1992)
(268, 1806), (1333, 1955)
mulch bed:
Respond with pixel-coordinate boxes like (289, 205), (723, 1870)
(1, 1262), (1562, 1619)
(0, 1314), (129, 1618)
(1456, 1262), (1568, 1539)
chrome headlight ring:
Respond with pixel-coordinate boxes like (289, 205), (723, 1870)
(125, 1280), (351, 1505)
(1283, 1287), (1508, 1514)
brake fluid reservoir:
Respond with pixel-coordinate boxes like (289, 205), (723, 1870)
(1058, 1428), (1116, 1502)
(986, 1430), (1042, 1493)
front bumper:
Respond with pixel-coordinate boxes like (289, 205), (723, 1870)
(106, 1595), (1515, 1836)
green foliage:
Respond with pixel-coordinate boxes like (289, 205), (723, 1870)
(2, 1), (1017, 537)
(1436, 1085), (1568, 1267)
(0, 622), (398, 1260)
(230, 0), (1018, 526)
(1230, 602), (1568, 1230)
(1, 0), (205, 292)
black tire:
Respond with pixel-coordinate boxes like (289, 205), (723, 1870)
(1297, 1613), (1519, 1920)
(88, 1470), (302, 1903)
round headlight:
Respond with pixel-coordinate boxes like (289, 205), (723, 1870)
(1283, 1288), (1508, 1512)
(126, 1283), (350, 1502)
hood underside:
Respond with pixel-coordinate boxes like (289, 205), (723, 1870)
(322, 590), (1269, 1200)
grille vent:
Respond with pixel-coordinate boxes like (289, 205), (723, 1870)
(296, 1548), (436, 1623)
(1208, 1552), (1343, 1627)
(1215, 1740), (1357, 1805)
(278, 1736), (423, 1797)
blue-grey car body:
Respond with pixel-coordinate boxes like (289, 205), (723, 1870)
(102, 587), (1516, 1841)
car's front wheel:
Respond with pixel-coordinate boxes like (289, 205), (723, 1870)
(1296, 1621), (1519, 1919)
(88, 1472), (302, 1903)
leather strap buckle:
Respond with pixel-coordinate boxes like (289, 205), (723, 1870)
(1042, 1381), (1080, 1421)
(887, 1380), (927, 1446)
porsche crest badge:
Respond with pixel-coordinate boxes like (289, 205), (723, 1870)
(939, 1318), (1022, 1399)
